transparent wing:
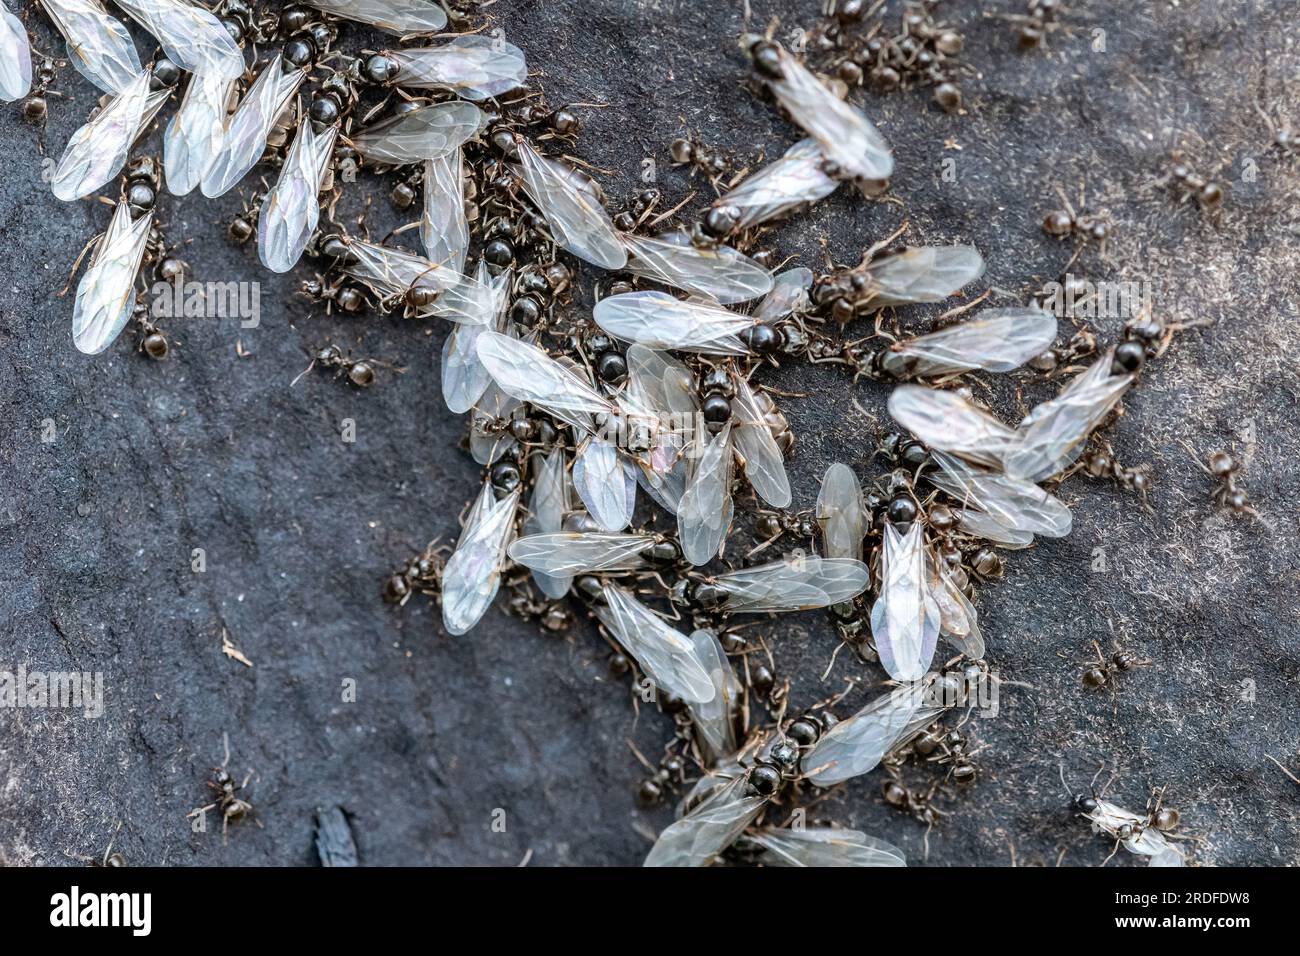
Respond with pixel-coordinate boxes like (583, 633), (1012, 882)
(596, 584), (716, 704)
(1088, 801), (1183, 866)
(302, 0), (447, 33)
(928, 552), (984, 660)
(869, 522), (940, 682)
(732, 377), (791, 508)
(341, 236), (462, 303)
(929, 451), (1073, 538)
(0, 2), (29, 101)
(469, 384), (520, 465)
(803, 682), (931, 786)
(763, 43), (892, 182)
(523, 447), (572, 599)
(163, 70), (234, 196)
(644, 775), (767, 867)
(1003, 352), (1134, 482)
(748, 827), (906, 867)
(40, 0), (139, 94)
(512, 137), (626, 269)
(625, 344), (698, 416)
(113, 0), (244, 80)
(508, 531), (655, 575)
(887, 384), (1016, 469)
(441, 263), (507, 413)
(71, 204), (151, 355)
(476, 330), (612, 431)
(715, 139), (837, 231)
(441, 484), (519, 636)
(258, 118), (336, 274)
(714, 555), (870, 613)
(753, 266), (813, 323)
(593, 291), (752, 355)
(50, 68), (156, 201)
(686, 629), (741, 760)
(953, 508), (1035, 548)
(621, 231), (774, 305)
(388, 35), (527, 99)
(572, 434), (635, 532)
(880, 307), (1058, 378)
(678, 423), (734, 566)
(421, 149), (469, 272)
(816, 462), (865, 561)
(347, 100), (483, 165)
(865, 245), (985, 308)
(201, 56), (304, 198)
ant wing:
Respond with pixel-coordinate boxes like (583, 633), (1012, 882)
(927, 551), (984, 660)
(881, 307), (1059, 378)
(803, 682), (933, 786)
(595, 584), (716, 705)
(469, 383), (521, 465)
(347, 100), (483, 165)
(0, 2), (29, 101)
(678, 423), (734, 566)
(302, 0), (447, 34)
(572, 434), (636, 532)
(686, 629), (741, 760)
(71, 203), (152, 355)
(732, 377), (791, 508)
(951, 508), (1035, 548)
(259, 117), (336, 273)
(865, 245), (985, 308)
(888, 384), (1016, 470)
(621, 231), (773, 305)
(41, 0), (140, 95)
(342, 237), (463, 304)
(422, 148), (470, 273)
(1003, 351), (1134, 482)
(478, 330), (612, 431)
(114, 0), (243, 80)
(625, 344), (698, 416)
(747, 827), (906, 867)
(202, 56), (304, 198)
(164, 71), (234, 196)
(816, 462), (866, 562)
(387, 35), (527, 100)
(440, 263), (508, 412)
(512, 138), (627, 269)
(522, 447), (572, 599)
(762, 43), (893, 183)
(644, 774), (768, 867)
(753, 266), (814, 324)
(870, 522), (941, 683)
(440, 482), (519, 635)
(595, 291), (752, 356)
(714, 555), (870, 613)
(715, 139), (838, 232)
(928, 451), (1073, 539)
(507, 531), (655, 575)
(51, 68), (165, 201)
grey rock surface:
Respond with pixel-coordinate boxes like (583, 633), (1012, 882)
(0, 0), (1297, 866)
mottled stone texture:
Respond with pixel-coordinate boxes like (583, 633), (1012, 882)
(1, 0), (1296, 866)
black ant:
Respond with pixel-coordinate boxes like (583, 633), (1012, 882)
(1079, 639), (1151, 690)
(1168, 150), (1225, 211)
(189, 734), (257, 845)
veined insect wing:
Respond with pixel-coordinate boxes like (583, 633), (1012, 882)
(71, 203), (152, 354)
(715, 139), (838, 232)
(620, 231), (773, 305)
(882, 306), (1058, 378)
(422, 148), (470, 272)
(643, 774), (767, 867)
(388, 35), (527, 100)
(440, 482), (520, 635)
(572, 433), (636, 532)
(887, 384), (1015, 469)
(865, 245), (985, 309)
(523, 447), (573, 599)
(596, 584), (716, 705)
(302, 0), (448, 34)
(677, 422), (734, 566)
(753, 266), (814, 323)
(441, 263), (508, 413)
(869, 522), (940, 683)
(201, 56), (305, 198)
(347, 100), (483, 165)
(732, 377), (791, 508)
(0, 2), (32, 101)
(258, 118), (337, 273)
(113, 0), (244, 81)
(713, 554), (870, 613)
(40, 0), (141, 95)
(593, 291), (752, 355)
(746, 827), (906, 867)
(802, 682), (932, 787)
(512, 137), (627, 270)
(164, 70), (235, 196)
(816, 462), (866, 561)
(51, 68), (164, 201)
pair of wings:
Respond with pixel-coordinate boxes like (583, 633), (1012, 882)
(346, 100), (484, 165)
(878, 307), (1058, 379)
(39, 0), (138, 95)
(803, 682), (946, 786)
(72, 201), (152, 355)
(714, 138), (839, 232)
(440, 482), (520, 636)
(386, 35), (528, 100)
(258, 119), (337, 273)
(303, 0), (448, 34)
